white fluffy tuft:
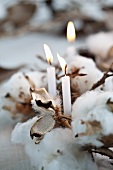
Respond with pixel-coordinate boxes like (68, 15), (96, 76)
(69, 56), (103, 94)
(11, 117), (98, 170)
(86, 32), (113, 58)
(72, 91), (113, 147)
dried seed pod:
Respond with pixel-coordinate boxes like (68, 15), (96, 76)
(30, 88), (55, 116)
(30, 114), (55, 144)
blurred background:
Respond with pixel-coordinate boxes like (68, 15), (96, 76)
(0, 0), (113, 67)
(0, 1), (113, 170)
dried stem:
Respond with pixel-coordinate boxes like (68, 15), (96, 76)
(90, 64), (113, 90)
(54, 115), (72, 129)
(59, 119), (71, 129)
(55, 115), (72, 121)
(57, 73), (87, 80)
(36, 55), (47, 64)
(53, 111), (72, 129)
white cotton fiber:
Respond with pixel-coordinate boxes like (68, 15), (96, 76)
(3, 71), (46, 103)
(102, 76), (113, 91)
(11, 116), (38, 144)
(11, 117), (98, 170)
(72, 91), (113, 147)
(86, 32), (113, 58)
(69, 56), (103, 94)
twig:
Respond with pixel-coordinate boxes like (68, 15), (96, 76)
(60, 119), (71, 129)
(55, 115), (72, 121)
(36, 55), (61, 73)
(53, 114), (72, 129)
(90, 64), (113, 90)
(57, 73), (87, 80)
(36, 55), (47, 64)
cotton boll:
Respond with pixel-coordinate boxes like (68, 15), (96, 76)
(26, 71), (46, 89)
(12, 119), (97, 170)
(11, 116), (38, 144)
(72, 91), (99, 120)
(96, 107), (113, 135)
(47, 154), (79, 170)
(69, 56), (102, 94)
(26, 128), (98, 170)
(0, 71), (47, 121)
(81, 3), (105, 21)
(25, 128), (97, 170)
(25, 128), (77, 170)
(69, 55), (96, 69)
(3, 71), (46, 103)
(86, 32), (113, 59)
(71, 67), (102, 94)
(72, 91), (113, 120)
(3, 72), (31, 102)
(72, 91), (113, 147)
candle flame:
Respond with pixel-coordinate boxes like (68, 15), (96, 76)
(57, 53), (67, 73)
(67, 21), (76, 43)
(44, 44), (53, 65)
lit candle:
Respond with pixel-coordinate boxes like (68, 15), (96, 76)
(57, 53), (71, 115)
(44, 44), (56, 97)
(67, 21), (76, 57)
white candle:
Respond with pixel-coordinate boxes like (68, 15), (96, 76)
(47, 66), (56, 97)
(62, 75), (71, 115)
(44, 44), (56, 97)
(66, 21), (76, 57)
(57, 53), (71, 115)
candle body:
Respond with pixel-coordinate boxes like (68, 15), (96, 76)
(62, 76), (71, 115)
(47, 66), (56, 97)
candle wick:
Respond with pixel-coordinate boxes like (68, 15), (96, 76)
(65, 64), (67, 75)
